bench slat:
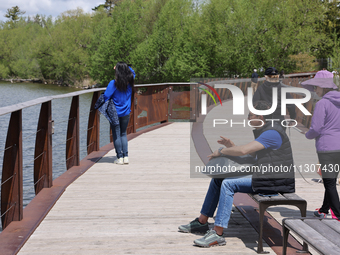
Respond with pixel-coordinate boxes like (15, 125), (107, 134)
(250, 193), (306, 203)
(284, 219), (340, 255)
(250, 193), (286, 202)
(304, 219), (340, 247)
(308, 240), (340, 255)
(322, 219), (340, 234)
(282, 193), (306, 201)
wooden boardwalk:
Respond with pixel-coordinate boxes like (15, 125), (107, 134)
(18, 98), (340, 254)
(18, 123), (270, 254)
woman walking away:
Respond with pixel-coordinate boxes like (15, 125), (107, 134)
(103, 62), (135, 165)
(301, 70), (340, 221)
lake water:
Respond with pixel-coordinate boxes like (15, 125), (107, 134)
(0, 81), (111, 229)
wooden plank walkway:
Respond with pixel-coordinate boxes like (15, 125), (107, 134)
(18, 97), (340, 254)
(18, 123), (268, 254)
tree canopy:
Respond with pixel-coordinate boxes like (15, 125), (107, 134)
(0, 0), (338, 86)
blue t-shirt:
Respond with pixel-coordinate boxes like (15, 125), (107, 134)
(103, 67), (135, 117)
(255, 130), (282, 150)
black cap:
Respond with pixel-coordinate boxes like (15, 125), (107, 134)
(264, 67), (279, 75)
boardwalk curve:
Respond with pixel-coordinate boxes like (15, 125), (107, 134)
(18, 123), (270, 254)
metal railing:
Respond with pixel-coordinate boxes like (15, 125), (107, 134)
(0, 83), (192, 230)
(0, 75), (318, 230)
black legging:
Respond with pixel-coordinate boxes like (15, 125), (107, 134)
(318, 152), (340, 220)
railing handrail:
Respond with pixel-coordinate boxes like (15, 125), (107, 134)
(134, 82), (190, 87)
(0, 74), (316, 117)
(0, 83), (193, 117)
(0, 88), (105, 117)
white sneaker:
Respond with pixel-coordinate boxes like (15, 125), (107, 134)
(123, 157), (129, 164)
(114, 158), (123, 165)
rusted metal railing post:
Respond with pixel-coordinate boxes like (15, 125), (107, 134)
(1, 110), (23, 229)
(34, 101), (53, 195)
(190, 83), (198, 121)
(168, 86), (173, 119)
(87, 92), (100, 154)
(66, 96), (79, 169)
(133, 89), (138, 133)
(163, 86), (170, 123)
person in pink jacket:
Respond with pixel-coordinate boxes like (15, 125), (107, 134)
(302, 70), (340, 221)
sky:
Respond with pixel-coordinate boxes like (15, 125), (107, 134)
(0, 0), (104, 22)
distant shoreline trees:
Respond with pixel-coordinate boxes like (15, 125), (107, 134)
(0, 0), (339, 87)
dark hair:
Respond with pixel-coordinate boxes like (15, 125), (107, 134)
(115, 62), (134, 92)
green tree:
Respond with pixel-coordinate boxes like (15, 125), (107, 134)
(4, 6), (25, 21)
(91, 0), (146, 86)
(131, 0), (189, 82)
(331, 30), (340, 71)
(0, 0), (330, 84)
(289, 53), (318, 72)
(200, 0), (326, 76)
(9, 22), (43, 78)
(0, 63), (9, 78)
(89, 6), (111, 54)
(131, 0), (210, 82)
(38, 8), (92, 85)
(1, 7), (96, 84)
(93, 0), (122, 13)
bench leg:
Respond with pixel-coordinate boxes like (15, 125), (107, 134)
(257, 203), (269, 254)
(282, 224), (289, 255)
(297, 202), (309, 253)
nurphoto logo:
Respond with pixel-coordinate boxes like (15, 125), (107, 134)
(199, 84), (312, 116)
(198, 82), (223, 115)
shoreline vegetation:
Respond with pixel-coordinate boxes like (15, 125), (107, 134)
(1, 0), (340, 88)
(0, 78), (99, 89)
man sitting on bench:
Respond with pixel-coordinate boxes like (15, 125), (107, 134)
(179, 100), (295, 248)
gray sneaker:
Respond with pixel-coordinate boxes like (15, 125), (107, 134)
(178, 218), (209, 233)
(314, 208), (327, 218)
(194, 229), (226, 248)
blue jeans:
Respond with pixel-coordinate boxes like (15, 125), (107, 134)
(200, 177), (253, 228)
(111, 114), (130, 159)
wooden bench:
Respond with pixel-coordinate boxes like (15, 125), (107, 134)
(248, 193), (307, 254)
(283, 218), (340, 255)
